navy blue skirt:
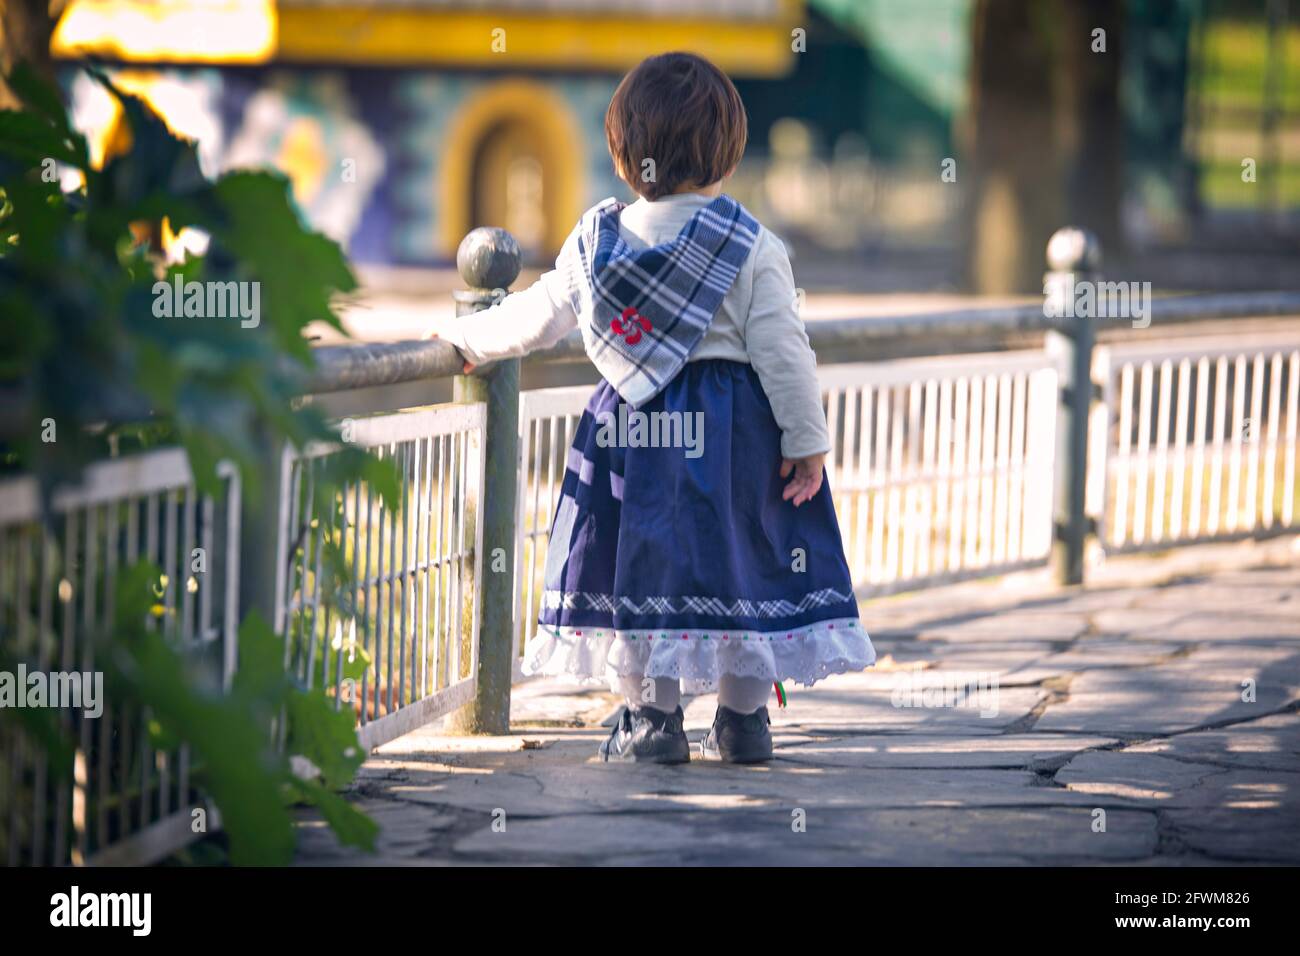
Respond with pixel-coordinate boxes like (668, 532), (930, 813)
(521, 359), (875, 690)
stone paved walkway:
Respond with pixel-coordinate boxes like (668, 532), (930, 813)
(295, 541), (1300, 866)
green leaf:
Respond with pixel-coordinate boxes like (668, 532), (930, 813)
(5, 63), (70, 126)
(108, 570), (296, 865)
(91, 70), (209, 211)
(288, 775), (378, 853)
(209, 171), (356, 359)
(0, 112), (86, 168)
(286, 685), (366, 791)
(2, 62), (383, 864)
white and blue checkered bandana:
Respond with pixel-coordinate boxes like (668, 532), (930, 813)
(558, 194), (760, 407)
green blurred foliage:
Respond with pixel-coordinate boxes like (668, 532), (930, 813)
(0, 64), (396, 509)
(0, 63), (397, 862)
(104, 562), (375, 864)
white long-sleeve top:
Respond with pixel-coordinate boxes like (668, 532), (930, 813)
(431, 192), (831, 459)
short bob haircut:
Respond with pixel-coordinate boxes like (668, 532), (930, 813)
(605, 52), (748, 201)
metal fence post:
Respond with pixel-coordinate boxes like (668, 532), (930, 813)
(446, 227), (521, 735)
(1044, 227), (1101, 586)
(239, 423), (283, 631)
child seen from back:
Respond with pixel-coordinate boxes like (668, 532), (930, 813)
(429, 52), (875, 763)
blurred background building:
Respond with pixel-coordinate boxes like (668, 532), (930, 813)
(5, 0), (1295, 315)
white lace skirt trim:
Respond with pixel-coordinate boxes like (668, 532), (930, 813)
(520, 617), (875, 693)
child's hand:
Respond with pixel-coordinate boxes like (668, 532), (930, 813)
(780, 454), (825, 507)
(423, 329), (475, 374)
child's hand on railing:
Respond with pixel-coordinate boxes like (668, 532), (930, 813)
(780, 453), (825, 507)
(423, 329), (476, 374)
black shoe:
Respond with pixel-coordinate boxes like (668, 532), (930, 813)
(700, 705), (773, 763)
(598, 705), (690, 764)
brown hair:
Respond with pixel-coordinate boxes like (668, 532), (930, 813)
(604, 52), (748, 201)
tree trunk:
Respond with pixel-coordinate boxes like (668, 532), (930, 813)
(963, 0), (1124, 294)
(0, 0), (58, 110)
(1061, 0), (1125, 260)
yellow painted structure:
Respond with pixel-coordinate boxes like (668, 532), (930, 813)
(54, 1), (800, 78)
(275, 5), (798, 77)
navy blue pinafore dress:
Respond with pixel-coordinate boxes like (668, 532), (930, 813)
(520, 195), (874, 692)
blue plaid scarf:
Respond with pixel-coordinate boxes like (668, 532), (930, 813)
(558, 194), (760, 407)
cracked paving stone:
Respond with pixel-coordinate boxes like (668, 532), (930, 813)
(870, 654), (1058, 688)
(911, 642), (1060, 669)
(1035, 640), (1194, 670)
(1033, 658), (1299, 735)
(1035, 688), (1293, 736)
(1132, 613), (1300, 642)
(1161, 765), (1300, 811)
(1153, 642), (1300, 682)
(1005, 588), (1151, 614)
(1056, 750), (1227, 801)
(1206, 568), (1300, 588)
(1122, 712), (1300, 773)
(774, 733), (1118, 769)
(913, 611), (1089, 643)
(1085, 609), (1194, 636)
(699, 673), (1045, 735)
(904, 640), (1060, 656)
(1132, 583), (1297, 614)
(451, 759), (1138, 813)
(828, 654), (1045, 684)
(452, 806), (1157, 865)
(1162, 806), (1300, 864)
(293, 798), (459, 864)
(1055, 747), (1300, 852)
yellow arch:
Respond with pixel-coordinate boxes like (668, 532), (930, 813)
(439, 80), (587, 260)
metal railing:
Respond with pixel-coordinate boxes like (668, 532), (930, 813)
(1095, 332), (1300, 552)
(0, 450), (240, 866)
(821, 351), (1059, 595)
(274, 405), (487, 751)
(4, 224), (1300, 865)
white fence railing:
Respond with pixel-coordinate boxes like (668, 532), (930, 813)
(820, 352), (1059, 596)
(276, 404), (487, 751)
(0, 449), (240, 866)
(512, 386), (586, 671)
(1094, 333), (1300, 552)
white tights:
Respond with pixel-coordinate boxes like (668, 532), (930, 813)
(615, 673), (772, 715)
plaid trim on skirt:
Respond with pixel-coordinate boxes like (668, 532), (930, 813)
(521, 359), (875, 691)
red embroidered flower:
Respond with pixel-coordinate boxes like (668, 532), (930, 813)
(611, 306), (652, 345)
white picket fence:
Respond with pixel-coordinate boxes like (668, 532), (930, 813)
(1094, 332), (1300, 552)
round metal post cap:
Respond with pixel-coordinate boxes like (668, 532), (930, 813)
(1046, 227), (1102, 273)
(457, 227), (522, 291)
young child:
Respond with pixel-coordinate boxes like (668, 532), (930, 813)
(429, 52), (874, 763)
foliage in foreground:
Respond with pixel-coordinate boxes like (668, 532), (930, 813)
(0, 64), (396, 862)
